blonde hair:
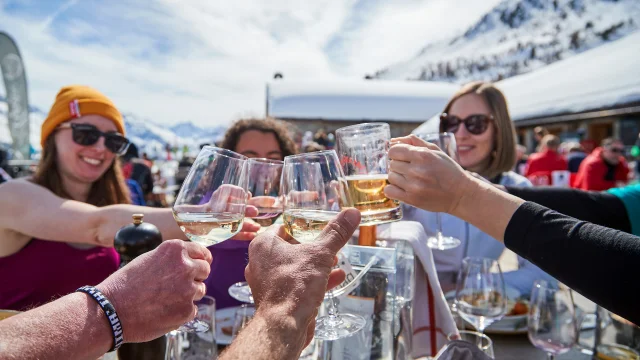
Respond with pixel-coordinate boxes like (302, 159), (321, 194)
(440, 81), (517, 179)
(541, 134), (561, 150)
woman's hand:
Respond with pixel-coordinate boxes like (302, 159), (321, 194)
(384, 137), (475, 214)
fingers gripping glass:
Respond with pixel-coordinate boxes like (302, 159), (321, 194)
(440, 113), (493, 135)
(417, 133), (462, 250)
(282, 150), (366, 340)
(57, 123), (131, 155)
(173, 146), (249, 332)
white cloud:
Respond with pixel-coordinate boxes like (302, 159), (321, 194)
(0, 0), (495, 127)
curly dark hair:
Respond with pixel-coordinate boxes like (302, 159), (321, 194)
(220, 117), (298, 158)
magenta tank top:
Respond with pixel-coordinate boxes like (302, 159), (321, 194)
(0, 239), (119, 311)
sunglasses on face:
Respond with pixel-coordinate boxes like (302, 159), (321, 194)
(440, 113), (493, 135)
(57, 123), (131, 155)
(608, 147), (625, 154)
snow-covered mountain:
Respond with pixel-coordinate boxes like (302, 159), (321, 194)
(374, 0), (640, 83)
(0, 99), (226, 157)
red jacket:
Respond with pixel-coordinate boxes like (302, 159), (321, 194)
(525, 150), (568, 177)
(573, 147), (629, 191)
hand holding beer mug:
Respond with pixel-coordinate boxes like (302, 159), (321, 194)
(335, 123), (402, 226)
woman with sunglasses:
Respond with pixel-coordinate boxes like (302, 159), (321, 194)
(384, 136), (640, 325)
(0, 85), (259, 312)
(405, 81), (556, 295)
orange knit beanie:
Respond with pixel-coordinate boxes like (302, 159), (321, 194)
(40, 85), (125, 147)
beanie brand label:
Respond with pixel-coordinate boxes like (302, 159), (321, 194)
(69, 99), (81, 118)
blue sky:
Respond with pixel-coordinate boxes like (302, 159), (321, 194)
(0, 0), (501, 127)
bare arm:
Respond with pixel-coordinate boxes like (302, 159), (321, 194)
(0, 180), (185, 249)
(0, 293), (113, 360)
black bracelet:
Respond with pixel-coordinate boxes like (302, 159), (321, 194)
(76, 285), (124, 352)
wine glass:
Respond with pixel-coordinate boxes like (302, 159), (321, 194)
(228, 158), (284, 304)
(528, 280), (578, 359)
(417, 132), (461, 250)
(335, 123), (402, 226)
(173, 146), (249, 332)
(281, 150), (366, 340)
(455, 257), (507, 335)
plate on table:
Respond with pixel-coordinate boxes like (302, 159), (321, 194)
(215, 306), (255, 345)
(446, 287), (529, 335)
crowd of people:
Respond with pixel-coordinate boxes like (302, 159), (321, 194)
(1, 82), (639, 360)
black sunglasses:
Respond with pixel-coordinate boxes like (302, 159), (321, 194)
(57, 123), (131, 155)
(440, 113), (493, 135)
(608, 147), (625, 154)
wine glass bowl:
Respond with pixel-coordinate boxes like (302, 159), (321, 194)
(281, 150), (366, 340)
(528, 280), (577, 359)
(335, 123), (402, 226)
(172, 146), (249, 332)
(455, 257), (507, 334)
(246, 158), (284, 227)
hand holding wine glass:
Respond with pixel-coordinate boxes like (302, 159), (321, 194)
(172, 146), (250, 332)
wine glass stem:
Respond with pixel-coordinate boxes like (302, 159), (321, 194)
(436, 213), (444, 241)
(327, 290), (338, 319)
(547, 353), (555, 360)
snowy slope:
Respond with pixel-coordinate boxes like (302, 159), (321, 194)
(375, 0), (640, 83)
(498, 29), (640, 121)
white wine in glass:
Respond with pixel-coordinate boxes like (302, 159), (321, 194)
(173, 146), (249, 332)
(282, 150), (366, 341)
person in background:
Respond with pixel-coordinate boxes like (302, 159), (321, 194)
(533, 126), (549, 151)
(0, 85), (258, 312)
(574, 137), (629, 191)
(211, 117), (297, 309)
(141, 152), (153, 168)
(515, 144), (528, 175)
(314, 128), (330, 148)
(524, 134), (568, 179)
(303, 141), (326, 153)
(121, 143), (154, 200)
(565, 142), (588, 173)
(405, 81), (556, 295)
(0, 148), (11, 185)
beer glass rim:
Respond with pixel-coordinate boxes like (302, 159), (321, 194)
(196, 295), (216, 306)
(335, 122), (390, 135)
(201, 146), (248, 161)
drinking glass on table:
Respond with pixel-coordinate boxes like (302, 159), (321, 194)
(335, 123), (402, 226)
(528, 280), (578, 359)
(173, 146), (249, 332)
(228, 158), (283, 305)
(282, 150), (366, 340)
(417, 132), (462, 250)
(455, 257), (507, 335)
(166, 296), (218, 360)
(448, 330), (495, 358)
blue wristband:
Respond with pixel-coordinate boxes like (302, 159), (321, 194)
(76, 285), (124, 352)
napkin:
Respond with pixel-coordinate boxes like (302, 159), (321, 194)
(375, 221), (459, 358)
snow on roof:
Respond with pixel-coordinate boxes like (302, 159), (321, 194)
(497, 30), (640, 122)
(267, 80), (459, 123)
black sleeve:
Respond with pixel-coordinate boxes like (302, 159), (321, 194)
(505, 202), (640, 325)
(505, 186), (631, 233)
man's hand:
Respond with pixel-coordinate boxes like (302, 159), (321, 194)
(245, 208), (361, 350)
(97, 240), (213, 342)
